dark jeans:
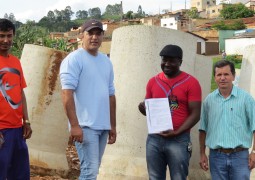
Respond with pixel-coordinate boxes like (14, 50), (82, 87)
(0, 128), (30, 180)
(146, 133), (191, 180)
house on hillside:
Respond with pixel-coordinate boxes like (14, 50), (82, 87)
(187, 31), (219, 55)
(160, 10), (189, 31)
(206, 4), (225, 19)
(245, 0), (255, 11)
(242, 16), (255, 28)
(140, 16), (161, 26)
(49, 32), (65, 40)
(191, 0), (217, 12)
(101, 21), (122, 40)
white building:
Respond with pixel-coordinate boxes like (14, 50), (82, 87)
(219, 0), (231, 3)
(161, 17), (178, 30)
(219, 0), (249, 4)
(191, 0), (217, 11)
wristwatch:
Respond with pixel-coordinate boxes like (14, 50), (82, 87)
(25, 120), (31, 126)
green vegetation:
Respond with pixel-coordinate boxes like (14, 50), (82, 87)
(6, 3), (146, 33)
(211, 55), (242, 92)
(5, 3), (148, 58)
(225, 54), (242, 69)
(11, 21), (74, 58)
(220, 3), (254, 19)
(102, 4), (123, 21)
(212, 19), (246, 30)
(7, 3), (147, 57)
(11, 22), (48, 58)
(187, 7), (199, 19)
(42, 38), (76, 52)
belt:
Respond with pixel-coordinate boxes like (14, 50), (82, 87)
(213, 147), (248, 154)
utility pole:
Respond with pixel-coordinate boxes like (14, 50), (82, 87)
(120, 1), (123, 21)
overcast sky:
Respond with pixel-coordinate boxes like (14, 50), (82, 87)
(0, 0), (195, 23)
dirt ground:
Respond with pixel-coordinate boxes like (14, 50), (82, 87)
(30, 144), (79, 180)
(29, 143), (255, 180)
(30, 176), (67, 180)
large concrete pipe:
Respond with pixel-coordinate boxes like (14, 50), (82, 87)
(20, 44), (69, 175)
(99, 25), (212, 179)
(238, 45), (255, 98)
(232, 45), (255, 179)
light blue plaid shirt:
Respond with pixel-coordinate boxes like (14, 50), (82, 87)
(199, 85), (255, 149)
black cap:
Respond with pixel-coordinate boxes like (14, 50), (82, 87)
(81, 19), (103, 32)
(159, 44), (183, 59)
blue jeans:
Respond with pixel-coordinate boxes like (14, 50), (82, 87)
(209, 149), (250, 180)
(146, 133), (191, 180)
(75, 127), (109, 180)
(0, 128), (30, 180)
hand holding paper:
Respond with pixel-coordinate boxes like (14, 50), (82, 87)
(145, 98), (173, 134)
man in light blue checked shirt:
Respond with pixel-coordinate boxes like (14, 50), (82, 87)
(199, 60), (255, 180)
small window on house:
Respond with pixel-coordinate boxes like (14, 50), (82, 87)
(213, 0), (216, 4)
(197, 2), (200, 6)
(207, 1), (210, 5)
(212, 10), (215, 13)
(218, 9), (220, 12)
(163, 24), (167, 27)
(170, 23), (173, 26)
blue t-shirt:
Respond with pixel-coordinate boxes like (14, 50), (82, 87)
(60, 48), (115, 130)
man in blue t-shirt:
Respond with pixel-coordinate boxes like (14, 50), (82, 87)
(60, 19), (116, 180)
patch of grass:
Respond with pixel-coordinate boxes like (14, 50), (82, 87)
(225, 55), (242, 69)
(210, 55), (242, 92)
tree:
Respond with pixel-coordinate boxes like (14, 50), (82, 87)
(38, 7), (78, 32)
(187, 7), (199, 19)
(88, 7), (101, 19)
(212, 19), (246, 30)
(220, 3), (254, 19)
(102, 3), (122, 21)
(104, 4), (122, 16)
(3, 13), (21, 29)
(136, 5), (145, 18)
(124, 11), (133, 19)
(47, 10), (55, 23)
(137, 5), (143, 15)
(3, 13), (16, 23)
(38, 16), (50, 29)
(76, 10), (88, 19)
(62, 6), (74, 21)
(4, 13), (8, 19)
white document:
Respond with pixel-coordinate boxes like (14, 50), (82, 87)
(145, 98), (173, 134)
